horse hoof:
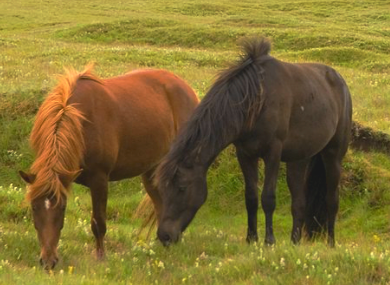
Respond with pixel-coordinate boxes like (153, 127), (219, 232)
(328, 239), (335, 248)
(264, 237), (276, 246)
(246, 234), (258, 244)
(291, 236), (301, 245)
(291, 240), (300, 246)
(96, 250), (105, 260)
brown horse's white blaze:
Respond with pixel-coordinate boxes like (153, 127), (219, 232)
(36, 196), (65, 269)
(20, 65), (199, 269)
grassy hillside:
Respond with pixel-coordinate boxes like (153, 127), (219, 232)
(1, 0), (390, 284)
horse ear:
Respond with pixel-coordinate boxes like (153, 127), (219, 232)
(59, 169), (83, 188)
(19, 171), (36, 184)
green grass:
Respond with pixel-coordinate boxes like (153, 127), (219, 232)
(1, 0), (390, 283)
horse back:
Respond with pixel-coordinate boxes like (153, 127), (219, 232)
(68, 69), (198, 182)
(242, 58), (352, 161)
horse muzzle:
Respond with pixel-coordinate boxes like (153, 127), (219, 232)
(40, 248), (59, 270)
(157, 226), (181, 247)
(40, 256), (59, 270)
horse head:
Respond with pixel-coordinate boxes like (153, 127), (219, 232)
(157, 165), (207, 246)
(19, 170), (78, 270)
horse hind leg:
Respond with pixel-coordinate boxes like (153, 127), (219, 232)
(321, 151), (342, 247)
(286, 160), (310, 244)
(141, 168), (162, 226)
(134, 168), (162, 240)
(236, 149), (259, 243)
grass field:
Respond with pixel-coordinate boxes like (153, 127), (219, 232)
(1, 0), (390, 284)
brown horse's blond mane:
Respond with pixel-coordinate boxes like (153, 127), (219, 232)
(27, 64), (102, 202)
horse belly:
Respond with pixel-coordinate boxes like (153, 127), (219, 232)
(281, 137), (327, 162)
(281, 118), (336, 162)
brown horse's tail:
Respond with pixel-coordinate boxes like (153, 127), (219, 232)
(133, 194), (157, 239)
(304, 153), (328, 239)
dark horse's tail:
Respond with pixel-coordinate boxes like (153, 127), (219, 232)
(304, 153), (328, 238)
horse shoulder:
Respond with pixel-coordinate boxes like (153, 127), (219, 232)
(71, 79), (120, 167)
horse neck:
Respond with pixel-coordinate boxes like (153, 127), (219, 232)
(176, 119), (238, 171)
(197, 139), (232, 170)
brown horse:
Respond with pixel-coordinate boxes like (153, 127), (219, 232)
(19, 65), (199, 269)
(155, 38), (352, 247)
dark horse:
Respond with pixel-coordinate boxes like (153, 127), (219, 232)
(155, 38), (352, 247)
(19, 65), (199, 269)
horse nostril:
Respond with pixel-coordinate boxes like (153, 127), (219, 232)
(162, 237), (171, 247)
(39, 258), (44, 267)
(162, 233), (170, 242)
(157, 230), (171, 246)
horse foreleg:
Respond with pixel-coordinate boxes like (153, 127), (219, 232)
(321, 152), (342, 247)
(286, 160), (310, 244)
(89, 175), (108, 259)
(236, 149), (259, 243)
(261, 145), (282, 245)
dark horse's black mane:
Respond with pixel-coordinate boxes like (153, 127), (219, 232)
(157, 38), (271, 186)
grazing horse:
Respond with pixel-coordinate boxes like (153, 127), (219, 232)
(155, 38), (352, 247)
(19, 65), (199, 269)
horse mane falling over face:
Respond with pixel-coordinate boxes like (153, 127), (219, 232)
(156, 37), (352, 247)
(25, 66), (98, 202)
